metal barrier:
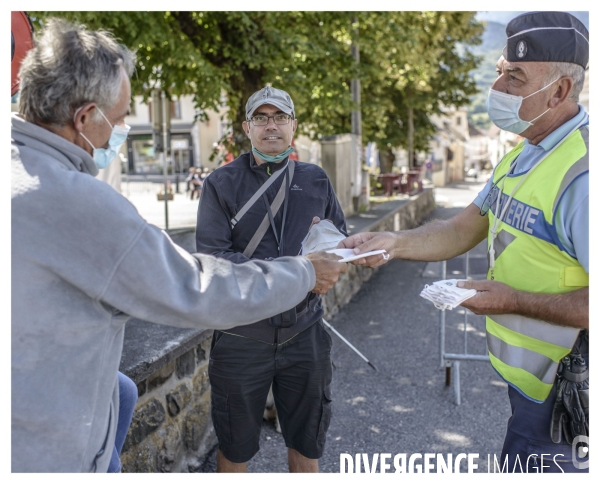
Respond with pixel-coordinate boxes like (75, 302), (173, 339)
(438, 250), (490, 405)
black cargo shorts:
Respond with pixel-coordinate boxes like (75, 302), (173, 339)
(208, 320), (333, 463)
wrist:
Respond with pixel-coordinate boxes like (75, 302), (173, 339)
(510, 288), (521, 314)
(391, 231), (403, 259)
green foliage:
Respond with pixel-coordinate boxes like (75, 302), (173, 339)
(29, 12), (225, 115)
(358, 12), (483, 158)
(29, 11), (484, 165)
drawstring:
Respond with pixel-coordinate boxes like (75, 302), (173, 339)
(489, 158), (518, 278)
(262, 164), (290, 255)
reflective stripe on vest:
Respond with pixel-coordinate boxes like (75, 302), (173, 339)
(487, 333), (557, 385)
(486, 125), (588, 403)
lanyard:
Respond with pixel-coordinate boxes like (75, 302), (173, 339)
(262, 166), (290, 256)
(488, 115), (588, 279)
(241, 159), (295, 259)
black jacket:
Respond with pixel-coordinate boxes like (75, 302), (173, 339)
(195, 151), (347, 343)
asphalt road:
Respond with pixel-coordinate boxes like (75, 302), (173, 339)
(193, 180), (513, 473)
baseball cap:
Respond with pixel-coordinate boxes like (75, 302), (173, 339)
(245, 86), (295, 120)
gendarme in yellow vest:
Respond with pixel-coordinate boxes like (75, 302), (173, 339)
(486, 125), (589, 403)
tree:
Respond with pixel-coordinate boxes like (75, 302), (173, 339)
(29, 11), (356, 157)
(170, 12), (357, 155)
(28, 11), (483, 165)
(356, 12), (483, 172)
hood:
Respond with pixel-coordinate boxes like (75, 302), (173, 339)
(11, 113), (99, 176)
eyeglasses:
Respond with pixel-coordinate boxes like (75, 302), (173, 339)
(248, 114), (293, 126)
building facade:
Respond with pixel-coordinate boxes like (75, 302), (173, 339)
(123, 95), (229, 176)
(428, 108), (470, 186)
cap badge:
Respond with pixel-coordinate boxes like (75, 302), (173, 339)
(516, 40), (527, 59)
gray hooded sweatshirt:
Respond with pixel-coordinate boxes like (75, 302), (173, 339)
(11, 114), (316, 472)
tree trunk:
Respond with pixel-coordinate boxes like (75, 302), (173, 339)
(408, 106), (414, 170)
(379, 147), (395, 174)
(228, 71), (265, 157)
(171, 12), (265, 158)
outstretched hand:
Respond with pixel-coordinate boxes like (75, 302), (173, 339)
(305, 251), (348, 294)
(337, 231), (397, 268)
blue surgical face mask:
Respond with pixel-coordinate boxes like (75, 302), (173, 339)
(76, 106), (130, 169)
(486, 78), (560, 134)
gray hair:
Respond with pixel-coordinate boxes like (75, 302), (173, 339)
(18, 18), (136, 126)
(542, 62), (586, 103)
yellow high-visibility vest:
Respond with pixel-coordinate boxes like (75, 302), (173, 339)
(486, 125), (589, 402)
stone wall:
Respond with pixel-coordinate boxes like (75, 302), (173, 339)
(118, 188), (435, 472)
(120, 330), (215, 472)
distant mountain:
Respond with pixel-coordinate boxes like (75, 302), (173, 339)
(468, 20), (507, 130)
(473, 20), (506, 56)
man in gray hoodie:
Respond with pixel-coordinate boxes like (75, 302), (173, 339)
(11, 18), (347, 473)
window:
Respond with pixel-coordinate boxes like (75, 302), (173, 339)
(131, 134), (161, 174)
(170, 100), (182, 119)
(148, 99), (181, 121)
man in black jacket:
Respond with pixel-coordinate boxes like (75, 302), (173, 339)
(196, 86), (347, 472)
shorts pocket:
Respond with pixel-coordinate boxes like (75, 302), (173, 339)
(318, 320), (333, 348)
(317, 385), (332, 444)
(210, 331), (226, 357)
(211, 388), (231, 446)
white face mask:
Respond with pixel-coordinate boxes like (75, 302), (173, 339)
(486, 78), (560, 134)
(300, 220), (346, 255)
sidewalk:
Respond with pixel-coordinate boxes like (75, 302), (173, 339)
(121, 180), (201, 231)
